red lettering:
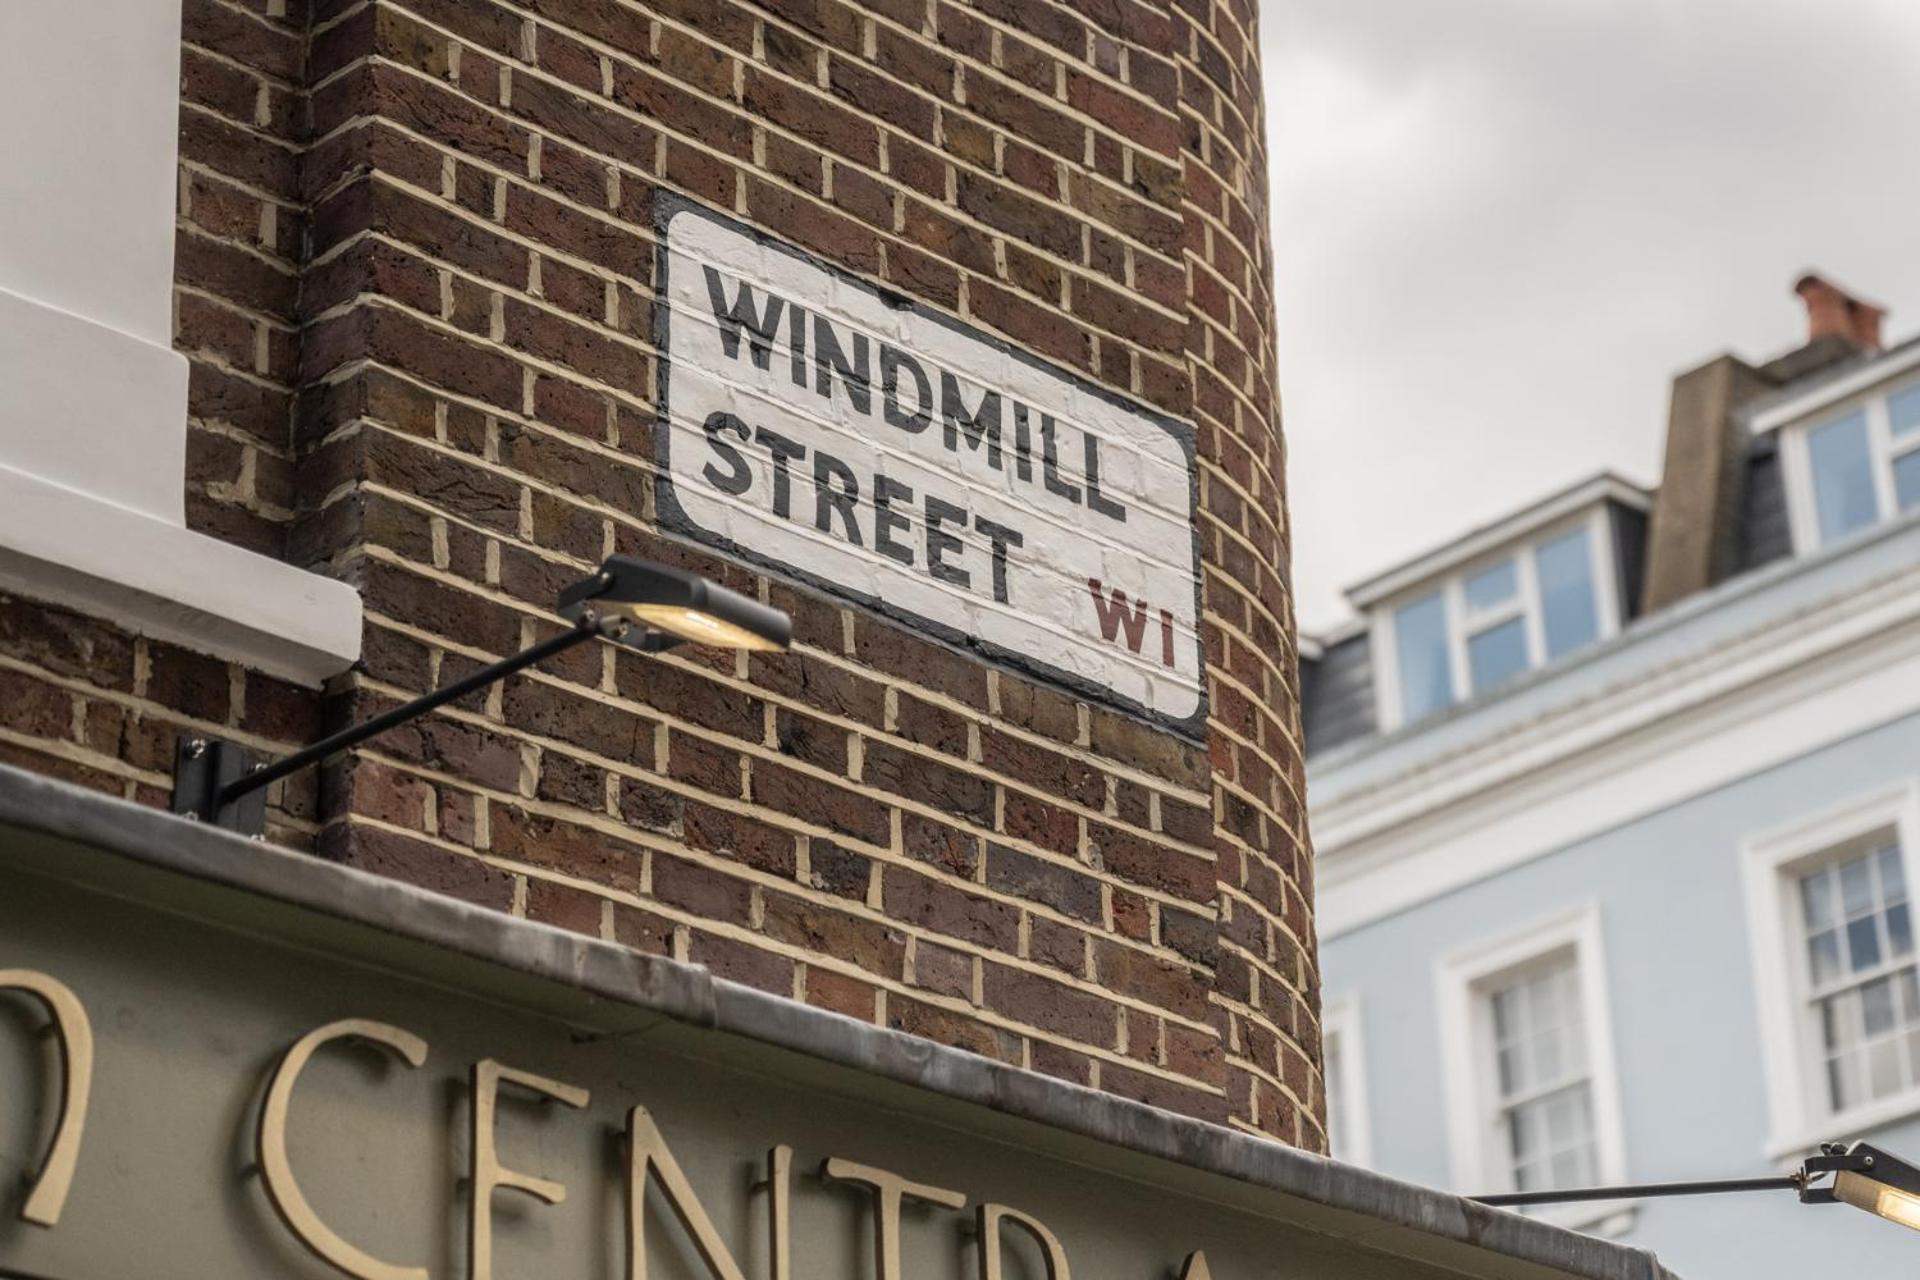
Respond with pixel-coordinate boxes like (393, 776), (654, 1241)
(1087, 580), (1151, 654)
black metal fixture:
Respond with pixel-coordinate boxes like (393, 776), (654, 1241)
(1473, 1141), (1920, 1234)
(172, 556), (791, 836)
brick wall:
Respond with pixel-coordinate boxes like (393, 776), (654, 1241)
(0, 0), (1320, 1148)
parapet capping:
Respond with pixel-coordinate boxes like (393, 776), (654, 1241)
(0, 763), (1678, 1280)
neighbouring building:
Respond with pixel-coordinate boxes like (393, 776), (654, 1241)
(0, 1), (1681, 1279)
(1305, 274), (1920, 1277)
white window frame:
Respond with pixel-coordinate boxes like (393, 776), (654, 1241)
(1435, 903), (1633, 1232)
(1781, 374), (1920, 556)
(1372, 507), (1624, 731)
(1321, 996), (1372, 1167)
(1740, 779), (1920, 1159)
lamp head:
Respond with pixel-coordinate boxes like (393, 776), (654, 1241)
(558, 557), (792, 652)
(1825, 1143), (1920, 1234)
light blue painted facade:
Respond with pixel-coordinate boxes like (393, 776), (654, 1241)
(1322, 709), (1920, 1278)
(1304, 408), (1920, 1279)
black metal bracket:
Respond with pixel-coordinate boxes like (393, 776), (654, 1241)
(168, 613), (629, 839)
(1798, 1145), (1875, 1204)
(170, 737), (267, 836)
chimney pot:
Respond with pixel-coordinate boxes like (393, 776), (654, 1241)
(1794, 273), (1885, 352)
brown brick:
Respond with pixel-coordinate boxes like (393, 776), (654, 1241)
(886, 995), (1022, 1064)
(613, 61), (752, 157)
(0, 671), (72, 741)
(611, 901), (676, 954)
(899, 811), (977, 877)
(762, 891), (907, 977)
(684, 800), (798, 874)
(982, 963), (1111, 1045)
(985, 844), (1101, 923)
(690, 931), (794, 994)
(0, 598), (137, 691)
(808, 837), (874, 900)
(882, 867), (1017, 949)
(527, 879), (607, 935)
(324, 823), (515, 910)
(999, 789), (1078, 857)
(772, 706), (850, 772)
(862, 740), (993, 826)
(827, 57), (934, 140)
(652, 850), (754, 922)
(803, 965), (878, 1019)
(911, 938), (974, 999)
(1027, 915), (1086, 975)
(492, 804), (650, 892)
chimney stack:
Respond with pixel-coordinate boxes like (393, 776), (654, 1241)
(1795, 273), (1884, 352)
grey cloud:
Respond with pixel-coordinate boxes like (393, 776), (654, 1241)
(1263, 0), (1920, 629)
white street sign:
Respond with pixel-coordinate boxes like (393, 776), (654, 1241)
(656, 195), (1204, 732)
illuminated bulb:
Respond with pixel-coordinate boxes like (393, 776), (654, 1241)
(1834, 1169), (1920, 1234)
(624, 603), (786, 651)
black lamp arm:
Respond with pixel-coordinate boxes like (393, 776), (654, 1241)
(1473, 1174), (1801, 1208)
(174, 611), (631, 832)
(226, 612), (628, 808)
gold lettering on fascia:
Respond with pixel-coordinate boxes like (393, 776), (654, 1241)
(977, 1203), (1072, 1280)
(470, 1059), (590, 1280)
(625, 1104), (761, 1280)
(764, 1145), (793, 1280)
(822, 1157), (967, 1280)
(0, 990), (1227, 1280)
(258, 1019), (431, 1280)
(0, 969), (94, 1228)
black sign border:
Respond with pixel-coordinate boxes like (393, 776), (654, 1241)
(652, 191), (1209, 743)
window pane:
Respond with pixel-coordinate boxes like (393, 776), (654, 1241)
(1809, 930), (1843, 985)
(1802, 870), (1836, 930)
(1890, 383), (1920, 439)
(1508, 1102), (1541, 1160)
(1894, 449), (1920, 516)
(1863, 976), (1898, 1036)
(1394, 592), (1455, 723)
(1807, 410), (1880, 543)
(1468, 618), (1530, 693)
(1490, 959), (1593, 1190)
(1831, 1051), (1866, 1111)
(1842, 856), (1876, 916)
(1464, 558), (1518, 613)
(1881, 847), (1908, 901)
(1536, 527), (1600, 659)
(1869, 1039), (1904, 1098)
(1849, 916), (1883, 971)
(1891, 904), (1913, 959)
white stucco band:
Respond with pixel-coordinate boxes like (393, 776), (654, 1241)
(0, 0), (360, 687)
(0, 461), (362, 687)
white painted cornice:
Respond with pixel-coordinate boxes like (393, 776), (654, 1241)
(1312, 517), (1920, 938)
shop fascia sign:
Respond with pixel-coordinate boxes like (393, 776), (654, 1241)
(654, 195), (1206, 736)
(0, 965), (1228, 1280)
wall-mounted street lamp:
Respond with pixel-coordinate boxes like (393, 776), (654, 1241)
(1474, 1141), (1920, 1236)
(171, 556), (791, 837)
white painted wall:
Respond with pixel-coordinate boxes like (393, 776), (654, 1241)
(0, 0), (190, 521)
(0, 0), (359, 684)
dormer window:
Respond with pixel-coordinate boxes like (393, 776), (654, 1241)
(1377, 511), (1623, 731)
(1773, 370), (1920, 552)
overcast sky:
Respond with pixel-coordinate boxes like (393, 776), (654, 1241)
(1261, 0), (1920, 632)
